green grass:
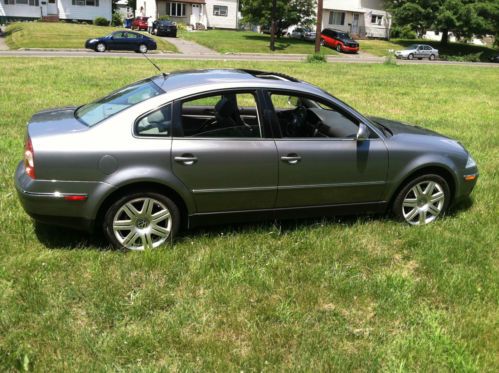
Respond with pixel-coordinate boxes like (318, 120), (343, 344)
(180, 29), (338, 55)
(0, 58), (498, 371)
(5, 22), (178, 53)
(360, 38), (498, 61)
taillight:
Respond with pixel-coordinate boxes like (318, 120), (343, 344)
(24, 136), (35, 179)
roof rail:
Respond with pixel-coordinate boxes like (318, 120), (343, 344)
(239, 69), (300, 83)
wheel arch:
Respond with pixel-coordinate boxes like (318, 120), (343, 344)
(388, 165), (457, 209)
(95, 181), (191, 231)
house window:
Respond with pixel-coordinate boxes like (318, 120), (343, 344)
(15, 0), (28, 4)
(72, 0), (99, 6)
(371, 15), (383, 25)
(213, 5), (228, 17)
(4, 0), (15, 4)
(28, 0), (39, 5)
(329, 11), (345, 26)
(169, 2), (186, 17)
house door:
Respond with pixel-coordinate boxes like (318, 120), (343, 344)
(47, 0), (57, 15)
(352, 14), (360, 34)
(192, 4), (201, 23)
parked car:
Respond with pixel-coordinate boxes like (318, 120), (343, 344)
(152, 20), (177, 37)
(290, 27), (316, 41)
(395, 44), (439, 60)
(261, 25), (287, 37)
(132, 16), (149, 31)
(85, 31), (157, 53)
(489, 55), (499, 63)
(15, 69), (478, 250)
(320, 28), (359, 53)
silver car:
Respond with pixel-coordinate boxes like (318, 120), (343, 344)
(395, 44), (439, 60)
(15, 69), (478, 250)
(290, 27), (316, 41)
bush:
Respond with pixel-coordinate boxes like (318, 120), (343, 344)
(391, 25), (416, 39)
(158, 16), (171, 21)
(306, 53), (327, 63)
(93, 17), (110, 27)
(111, 13), (122, 27)
(440, 52), (482, 62)
(176, 22), (187, 31)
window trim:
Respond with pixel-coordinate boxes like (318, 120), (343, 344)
(168, 2), (186, 17)
(173, 89), (268, 140)
(371, 14), (383, 25)
(213, 5), (228, 17)
(328, 11), (345, 26)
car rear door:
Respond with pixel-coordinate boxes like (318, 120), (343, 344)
(171, 90), (278, 213)
(264, 90), (388, 208)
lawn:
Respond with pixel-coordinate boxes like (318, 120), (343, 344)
(4, 22), (178, 53)
(0, 58), (498, 371)
(180, 29), (338, 55)
(360, 38), (498, 61)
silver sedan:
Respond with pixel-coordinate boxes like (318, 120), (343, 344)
(15, 69), (477, 250)
(395, 44), (439, 60)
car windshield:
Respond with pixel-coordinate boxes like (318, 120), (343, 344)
(338, 32), (350, 39)
(75, 79), (164, 127)
(407, 44), (419, 50)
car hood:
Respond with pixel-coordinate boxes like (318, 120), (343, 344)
(28, 106), (88, 138)
(369, 117), (449, 138)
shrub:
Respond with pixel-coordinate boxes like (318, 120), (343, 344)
(306, 53), (327, 63)
(441, 52), (482, 62)
(391, 25), (416, 39)
(111, 12), (122, 27)
(176, 22), (187, 31)
(93, 17), (110, 27)
(158, 16), (171, 21)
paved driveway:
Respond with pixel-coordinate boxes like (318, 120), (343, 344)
(162, 36), (219, 55)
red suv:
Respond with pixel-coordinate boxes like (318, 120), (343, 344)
(132, 17), (149, 31)
(320, 28), (359, 53)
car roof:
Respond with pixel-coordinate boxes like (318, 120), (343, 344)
(150, 69), (324, 96)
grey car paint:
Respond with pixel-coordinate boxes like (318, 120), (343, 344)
(15, 69), (478, 244)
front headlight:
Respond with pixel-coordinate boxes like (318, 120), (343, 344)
(466, 154), (477, 168)
(89, 39), (98, 43)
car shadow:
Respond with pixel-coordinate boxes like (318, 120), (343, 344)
(35, 197), (474, 250)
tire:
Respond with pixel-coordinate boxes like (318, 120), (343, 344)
(95, 43), (106, 52)
(320, 39), (325, 46)
(392, 174), (450, 226)
(429, 54), (436, 61)
(138, 44), (148, 53)
(336, 44), (342, 53)
(103, 192), (180, 250)
(408, 53), (414, 60)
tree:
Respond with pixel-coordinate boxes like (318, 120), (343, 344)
(241, 0), (316, 35)
(384, 0), (499, 45)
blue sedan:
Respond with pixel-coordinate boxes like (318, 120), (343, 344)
(85, 31), (157, 53)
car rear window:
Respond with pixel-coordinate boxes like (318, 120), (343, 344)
(75, 79), (164, 127)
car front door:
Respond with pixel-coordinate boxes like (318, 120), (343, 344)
(171, 90), (278, 213)
(109, 31), (127, 50)
(265, 91), (388, 208)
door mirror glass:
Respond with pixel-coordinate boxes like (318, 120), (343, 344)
(356, 122), (369, 141)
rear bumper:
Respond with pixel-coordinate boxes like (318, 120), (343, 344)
(14, 161), (112, 232)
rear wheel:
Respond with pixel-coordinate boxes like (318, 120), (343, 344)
(408, 53), (414, 60)
(95, 43), (106, 52)
(429, 54), (436, 61)
(393, 174), (450, 225)
(138, 44), (148, 53)
(103, 192), (180, 250)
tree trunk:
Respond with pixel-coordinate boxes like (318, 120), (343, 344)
(440, 29), (449, 46)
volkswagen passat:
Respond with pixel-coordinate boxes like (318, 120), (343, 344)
(395, 44), (439, 60)
(15, 69), (478, 250)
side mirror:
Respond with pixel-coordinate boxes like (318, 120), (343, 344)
(356, 122), (369, 141)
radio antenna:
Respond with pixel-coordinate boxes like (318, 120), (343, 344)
(142, 52), (168, 78)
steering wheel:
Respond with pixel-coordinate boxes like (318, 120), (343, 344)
(285, 105), (308, 137)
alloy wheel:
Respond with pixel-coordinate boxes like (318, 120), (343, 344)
(139, 44), (148, 53)
(402, 181), (445, 225)
(112, 197), (172, 250)
(96, 43), (106, 52)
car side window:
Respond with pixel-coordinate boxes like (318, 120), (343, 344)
(126, 33), (139, 39)
(180, 92), (262, 138)
(135, 104), (172, 137)
(269, 93), (365, 139)
(114, 32), (126, 38)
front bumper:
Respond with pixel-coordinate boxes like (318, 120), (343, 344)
(342, 45), (359, 53)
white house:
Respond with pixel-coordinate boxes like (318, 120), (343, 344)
(136, 0), (239, 29)
(321, 0), (391, 39)
(0, 0), (112, 23)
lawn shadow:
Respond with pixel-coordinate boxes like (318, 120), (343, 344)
(447, 195), (475, 217)
(242, 34), (311, 51)
(34, 223), (111, 251)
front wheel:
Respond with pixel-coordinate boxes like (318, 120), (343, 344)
(95, 43), (106, 52)
(408, 53), (414, 60)
(320, 39), (325, 46)
(138, 44), (148, 53)
(336, 44), (342, 53)
(393, 174), (450, 226)
(103, 192), (180, 250)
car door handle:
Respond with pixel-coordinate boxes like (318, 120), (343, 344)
(281, 154), (302, 164)
(174, 155), (198, 165)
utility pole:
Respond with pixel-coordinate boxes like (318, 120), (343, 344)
(314, 0), (323, 53)
(270, 0), (276, 51)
